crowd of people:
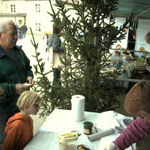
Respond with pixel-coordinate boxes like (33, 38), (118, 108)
(0, 19), (150, 150)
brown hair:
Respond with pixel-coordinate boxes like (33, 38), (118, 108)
(124, 81), (150, 115)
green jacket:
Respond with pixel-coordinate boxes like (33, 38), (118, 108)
(0, 45), (33, 112)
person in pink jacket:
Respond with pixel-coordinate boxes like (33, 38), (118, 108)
(104, 81), (150, 150)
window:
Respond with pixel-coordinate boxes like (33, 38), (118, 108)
(10, 4), (16, 13)
(35, 4), (40, 13)
(35, 23), (41, 32)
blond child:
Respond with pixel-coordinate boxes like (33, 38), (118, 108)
(3, 91), (42, 150)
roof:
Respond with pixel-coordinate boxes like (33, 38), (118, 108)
(113, 0), (150, 19)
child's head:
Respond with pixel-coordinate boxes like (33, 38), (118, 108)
(17, 91), (42, 115)
(124, 81), (150, 116)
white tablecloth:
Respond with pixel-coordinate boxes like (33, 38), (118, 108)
(24, 109), (136, 150)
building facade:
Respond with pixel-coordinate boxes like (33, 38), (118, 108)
(0, 0), (56, 35)
(0, 0), (84, 36)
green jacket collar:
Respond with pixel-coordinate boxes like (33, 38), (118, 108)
(0, 45), (22, 57)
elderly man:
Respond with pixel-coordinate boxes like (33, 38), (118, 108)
(0, 20), (34, 127)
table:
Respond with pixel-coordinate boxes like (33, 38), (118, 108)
(24, 109), (136, 150)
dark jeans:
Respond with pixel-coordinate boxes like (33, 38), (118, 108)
(53, 68), (61, 84)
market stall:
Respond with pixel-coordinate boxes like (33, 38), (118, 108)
(108, 49), (150, 89)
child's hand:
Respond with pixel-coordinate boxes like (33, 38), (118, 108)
(103, 143), (119, 150)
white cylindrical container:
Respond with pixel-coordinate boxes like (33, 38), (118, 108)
(88, 128), (114, 142)
(71, 95), (85, 122)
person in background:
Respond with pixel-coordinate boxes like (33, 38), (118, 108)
(127, 27), (136, 57)
(21, 23), (28, 39)
(115, 44), (122, 50)
(47, 25), (64, 85)
(3, 91), (42, 150)
(110, 44), (124, 69)
(114, 44), (122, 58)
(145, 32), (150, 44)
(144, 32), (150, 72)
(0, 20), (34, 128)
(17, 20), (23, 39)
(103, 81), (150, 150)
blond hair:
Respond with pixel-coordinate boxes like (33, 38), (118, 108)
(16, 91), (42, 110)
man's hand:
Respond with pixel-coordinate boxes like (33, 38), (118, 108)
(26, 77), (34, 86)
(15, 83), (28, 95)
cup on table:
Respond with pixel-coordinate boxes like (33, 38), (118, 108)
(83, 121), (93, 135)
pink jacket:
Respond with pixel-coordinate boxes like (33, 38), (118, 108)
(113, 117), (150, 150)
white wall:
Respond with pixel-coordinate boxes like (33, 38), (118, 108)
(135, 19), (150, 56)
(112, 17), (129, 49)
(0, 0), (3, 13)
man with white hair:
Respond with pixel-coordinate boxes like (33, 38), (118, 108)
(0, 20), (34, 127)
